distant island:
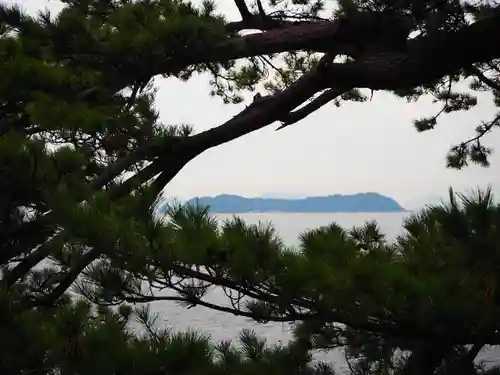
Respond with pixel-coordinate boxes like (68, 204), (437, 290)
(165, 193), (405, 213)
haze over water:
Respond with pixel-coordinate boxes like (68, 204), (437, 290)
(149, 212), (500, 373)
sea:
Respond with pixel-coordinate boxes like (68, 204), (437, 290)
(148, 212), (500, 372)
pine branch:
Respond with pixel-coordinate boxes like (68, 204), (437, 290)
(468, 65), (500, 91)
(276, 88), (346, 130)
(125, 12), (500, 87)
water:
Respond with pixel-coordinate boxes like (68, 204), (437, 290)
(148, 212), (499, 371)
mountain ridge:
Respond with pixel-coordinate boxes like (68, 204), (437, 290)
(161, 192), (405, 213)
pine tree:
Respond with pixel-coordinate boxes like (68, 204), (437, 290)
(2, 0), (500, 374)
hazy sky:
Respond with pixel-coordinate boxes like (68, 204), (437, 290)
(6, 0), (500, 208)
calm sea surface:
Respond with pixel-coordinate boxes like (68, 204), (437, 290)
(150, 212), (499, 371)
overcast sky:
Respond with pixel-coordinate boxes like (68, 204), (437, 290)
(6, 0), (500, 208)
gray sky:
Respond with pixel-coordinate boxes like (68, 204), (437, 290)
(7, 0), (500, 208)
